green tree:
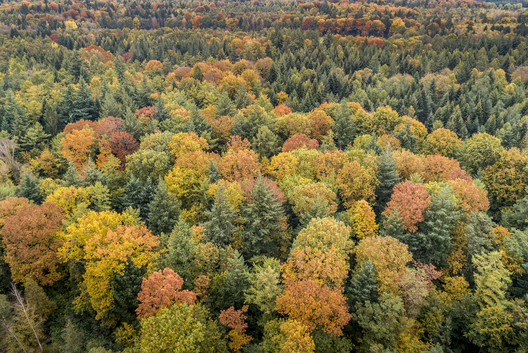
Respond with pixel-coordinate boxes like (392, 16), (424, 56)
(123, 175), (155, 220)
(241, 178), (286, 259)
(17, 172), (43, 204)
(332, 103), (356, 149)
(72, 78), (98, 122)
(203, 186), (236, 247)
(147, 179), (180, 235)
(374, 146), (400, 216)
(137, 303), (226, 353)
(347, 260), (379, 307)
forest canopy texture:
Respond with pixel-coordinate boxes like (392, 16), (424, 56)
(1, 0), (528, 352)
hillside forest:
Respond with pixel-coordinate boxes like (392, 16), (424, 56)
(1, 0), (528, 352)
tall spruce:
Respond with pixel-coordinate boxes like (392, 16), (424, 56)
(241, 178), (286, 259)
(203, 186), (237, 247)
(333, 103), (356, 149)
(374, 146), (400, 216)
(147, 179), (180, 235)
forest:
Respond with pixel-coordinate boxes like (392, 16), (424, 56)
(0, 0), (528, 352)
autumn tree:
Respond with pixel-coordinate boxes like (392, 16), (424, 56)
(382, 182), (432, 233)
(136, 268), (197, 319)
(1, 203), (65, 286)
(137, 303), (225, 353)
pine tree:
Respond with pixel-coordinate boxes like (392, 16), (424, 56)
(241, 178), (286, 259)
(374, 146), (400, 216)
(333, 103), (356, 149)
(203, 186), (236, 247)
(17, 172), (42, 204)
(147, 179), (180, 235)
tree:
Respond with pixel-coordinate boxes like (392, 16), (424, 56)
(460, 133), (503, 175)
(147, 179), (180, 235)
(349, 200), (378, 239)
(123, 175), (155, 220)
(219, 306), (253, 352)
(240, 177), (287, 259)
(109, 131), (139, 168)
(347, 260), (379, 306)
(17, 172), (42, 204)
(218, 137), (260, 182)
(422, 128), (463, 158)
(374, 146), (400, 215)
(355, 235), (412, 294)
(396, 187), (459, 267)
(59, 211), (158, 326)
(136, 268), (197, 319)
(2, 90), (28, 137)
(245, 257), (283, 317)
(137, 303), (226, 353)
(262, 319), (316, 353)
(1, 203), (65, 286)
(203, 186), (236, 247)
(288, 183), (338, 225)
(61, 127), (98, 170)
(482, 148), (528, 212)
(160, 220), (195, 282)
(252, 126), (280, 159)
(382, 182), (432, 233)
(354, 292), (406, 352)
(332, 103), (356, 149)
(275, 279), (351, 336)
(71, 78), (98, 122)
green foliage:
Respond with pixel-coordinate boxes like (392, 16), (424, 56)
(147, 179), (180, 235)
(203, 186), (236, 247)
(374, 146), (400, 216)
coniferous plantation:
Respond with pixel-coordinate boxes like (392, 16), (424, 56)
(1, 0), (528, 352)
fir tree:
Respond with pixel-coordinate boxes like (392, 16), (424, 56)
(374, 146), (400, 216)
(380, 209), (405, 239)
(252, 126), (280, 159)
(147, 179), (180, 235)
(347, 260), (379, 307)
(17, 172), (42, 204)
(154, 94), (170, 123)
(216, 92), (235, 117)
(123, 107), (141, 140)
(57, 86), (75, 129)
(203, 186), (237, 247)
(3, 90), (28, 137)
(161, 220), (195, 283)
(211, 251), (249, 311)
(399, 188), (459, 267)
(186, 105), (212, 137)
(333, 103), (356, 149)
(72, 78), (97, 122)
(241, 178), (286, 259)
(123, 175), (155, 220)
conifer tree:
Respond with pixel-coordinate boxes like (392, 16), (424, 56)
(147, 179), (180, 235)
(17, 172), (42, 204)
(203, 186), (236, 247)
(241, 178), (286, 259)
(72, 78), (98, 122)
(123, 175), (155, 220)
(333, 103), (356, 149)
(161, 220), (195, 282)
(374, 146), (400, 216)
(3, 90), (28, 137)
(347, 260), (379, 307)
(123, 106), (141, 139)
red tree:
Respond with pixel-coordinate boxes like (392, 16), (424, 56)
(382, 182), (432, 233)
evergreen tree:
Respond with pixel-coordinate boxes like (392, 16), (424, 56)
(154, 94), (170, 123)
(72, 78), (97, 122)
(123, 106), (141, 139)
(333, 103), (356, 149)
(252, 126), (280, 159)
(123, 175), (155, 220)
(17, 172), (42, 204)
(161, 220), (195, 283)
(347, 260), (379, 307)
(57, 85), (75, 129)
(147, 179), (180, 235)
(398, 188), (459, 267)
(203, 186), (237, 247)
(187, 105), (212, 137)
(215, 92), (235, 116)
(380, 209), (405, 239)
(241, 178), (286, 259)
(63, 162), (83, 187)
(211, 251), (249, 311)
(374, 146), (400, 216)
(3, 90), (28, 137)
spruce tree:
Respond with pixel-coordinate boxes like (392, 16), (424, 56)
(399, 188), (459, 267)
(216, 92), (235, 116)
(147, 179), (180, 235)
(203, 186), (236, 247)
(213, 251), (249, 311)
(161, 220), (195, 283)
(72, 78), (97, 122)
(333, 103), (356, 149)
(3, 90), (28, 137)
(252, 126), (280, 159)
(123, 175), (155, 220)
(347, 260), (379, 307)
(187, 105), (212, 137)
(123, 106), (141, 139)
(241, 178), (286, 259)
(17, 172), (42, 204)
(374, 146), (400, 216)
(57, 85), (75, 129)
(380, 209), (405, 239)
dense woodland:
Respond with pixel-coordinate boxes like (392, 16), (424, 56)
(1, 0), (528, 352)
